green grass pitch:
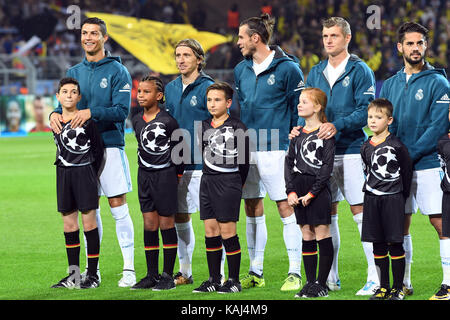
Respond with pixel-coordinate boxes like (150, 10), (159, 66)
(0, 134), (444, 301)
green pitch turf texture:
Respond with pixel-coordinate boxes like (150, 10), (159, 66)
(0, 134), (444, 301)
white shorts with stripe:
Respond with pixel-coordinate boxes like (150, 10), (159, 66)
(98, 147), (133, 197)
(406, 167), (443, 215)
(242, 150), (287, 201)
(177, 169), (202, 214)
(330, 154), (365, 205)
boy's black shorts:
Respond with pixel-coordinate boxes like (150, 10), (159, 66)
(292, 174), (331, 226)
(442, 192), (450, 237)
(138, 166), (178, 216)
(362, 192), (405, 243)
(57, 165), (99, 214)
(200, 173), (242, 223)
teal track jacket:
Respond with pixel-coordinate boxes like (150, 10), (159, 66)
(299, 54), (376, 155)
(380, 63), (450, 170)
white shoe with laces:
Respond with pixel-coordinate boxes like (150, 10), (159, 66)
(118, 269), (136, 287)
(356, 280), (379, 295)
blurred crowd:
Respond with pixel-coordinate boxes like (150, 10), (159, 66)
(217, 0), (449, 80)
(0, 0), (448, 83)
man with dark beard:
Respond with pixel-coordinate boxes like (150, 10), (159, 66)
(379, 21), (450, 300)
(234, 14), (305, 292)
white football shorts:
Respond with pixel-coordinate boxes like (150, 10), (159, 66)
(98, 147), (133, 197)
(242, 150), (288, 201)
(330, 153), (365, 205)
(177, 169), (202, 214)
(406, 167), (443, 215)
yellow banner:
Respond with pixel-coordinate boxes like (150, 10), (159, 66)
(85, 12), (231, 75)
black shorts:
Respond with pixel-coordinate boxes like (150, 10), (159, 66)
(291, 174), (331, 226)
(442, 192), (450, 237)
(56, 165), (99, 214)
(362, 192), (405, 243)
(200, 173), (242, 223)
(138, 166), (178, 216)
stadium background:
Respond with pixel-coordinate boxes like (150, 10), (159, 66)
(0, 0), (448, 134)
(0, 0), (449, 303)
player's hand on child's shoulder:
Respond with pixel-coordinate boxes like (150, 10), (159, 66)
(289, 126), (302, 140)
(317, 122), (336, 140)
(71, 109), (92, 128)
(49, 112), (63, 134)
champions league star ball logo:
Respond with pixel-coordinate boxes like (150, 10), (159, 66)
(140, 122), (170, 155)
(208, 126), (238, 158)
(60, 125), (90, 154)
(370, 146), (400, 181)
(300, 134), (323, 169)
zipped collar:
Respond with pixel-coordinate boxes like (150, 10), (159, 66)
(82, 50), (122, 68)
(317, 53), (361, 75)
(395, 61), (447, 83)
(173, 71), (214, 90)
(241, 45), (299, 72)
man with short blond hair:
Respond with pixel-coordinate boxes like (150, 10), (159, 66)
(292, 16), (378, 295)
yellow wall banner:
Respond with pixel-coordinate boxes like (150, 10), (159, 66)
(85, 12), (230, 75)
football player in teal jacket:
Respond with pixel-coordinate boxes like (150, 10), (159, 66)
(234, 14), (305, 292)
(379, 22), (450, 300)
(164, 39), (215, 286)
(293, 17), (378, 295)
(49, 17), (136, 288)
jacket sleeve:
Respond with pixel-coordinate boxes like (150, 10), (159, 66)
(87, 120), (104, 174)
(332, 64), (374, 133)
(309, 137), (335, 197)
(397, 142), (413, 199)
(284, 138), (298, 195)
(285, 62), (304, 130)
(169, 117), (185, 176)
(90, 66), (131, 123)
(407, 80), (449, 162)
(236, 122), (250, 186)
(297, 70), (316, 127)
(360, 142), (370, 177)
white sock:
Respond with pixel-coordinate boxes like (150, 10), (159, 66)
(328, 214), (340, 283)
(175, 220), (195, 278)
(403, 234), (413, 287)
(353, 212), (378, 283)
(246, 215), (267, 276)
(440, 239), (450, 286)
(221, 247), (226, 280)
(110, 203), (134, 271)
(84, 207), (103, 272)
(246, 216), (256, 265)
(280, 213), (302, 276)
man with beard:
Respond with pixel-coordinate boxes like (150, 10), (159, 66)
(234, 14), (305, 292)
(379, 21), (450, 299)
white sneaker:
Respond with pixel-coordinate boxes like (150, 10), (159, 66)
(118, 270), (136, 287)
(326, 279), (341, 291)
(356, 280), (379, 295)
(80, 269), (101, 283)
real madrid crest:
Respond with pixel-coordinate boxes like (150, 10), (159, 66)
(342, 76), (350, 87)
(190, 95), (198, 106)
(415, 89), (424, 101)
(100, 77), (108, 89)
(267, 74), (276, 86)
